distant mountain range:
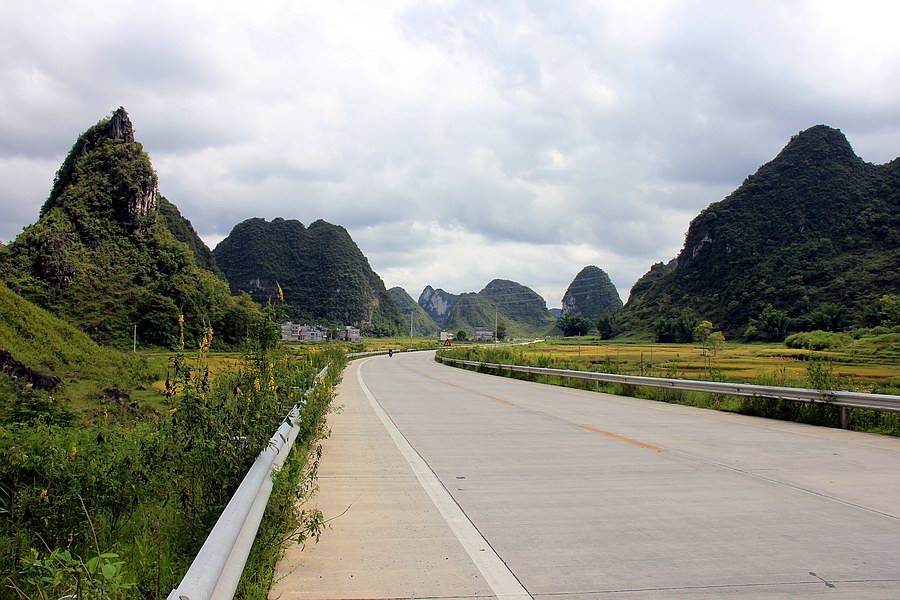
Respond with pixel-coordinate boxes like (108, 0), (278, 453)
(619, 125), (899, 339)
(418, 279), (557, 337)
(3, 109), (894, 351)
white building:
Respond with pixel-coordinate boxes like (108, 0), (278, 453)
(280, 322), (328, 342)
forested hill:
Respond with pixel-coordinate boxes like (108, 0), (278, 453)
(561, 266), (623, 319)
(479, 279), (557, 330)
(2, 107), (256, 348)
(387, 287), (440, 336)
(621, 125), (900, 339)
(213, 217), (405, 335)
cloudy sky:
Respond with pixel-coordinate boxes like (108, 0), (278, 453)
(2, 1), (898, 307)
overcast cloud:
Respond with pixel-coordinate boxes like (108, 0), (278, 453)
(2, 0), (898, 307)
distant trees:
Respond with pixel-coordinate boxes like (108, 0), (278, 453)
(557, 315), (592, 336)
(653, 312), (697, 343)
(456, 330), (467, 341)
(744, 305), (791, 342)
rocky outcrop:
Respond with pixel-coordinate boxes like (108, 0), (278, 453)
(418, 286), (459, 321)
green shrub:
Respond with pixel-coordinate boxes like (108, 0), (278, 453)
(785, 330), (851, 350)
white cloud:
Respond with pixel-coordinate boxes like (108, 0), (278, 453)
(1, 0), (898, 303)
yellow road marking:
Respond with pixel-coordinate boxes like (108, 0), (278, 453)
(578, 424), (666, 452)
(487, 395), (515, 407)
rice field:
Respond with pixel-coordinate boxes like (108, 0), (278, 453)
(498, 338), (900, 395)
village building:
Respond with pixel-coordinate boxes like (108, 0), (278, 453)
(336, 326), (361, 343)
(473, 327), (495, 342)
(280, 322), (329, 342)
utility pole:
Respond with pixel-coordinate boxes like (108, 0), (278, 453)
(133, 324), (137, 353)
(494, 309), (498, 342)
(410, 311), (413, 347)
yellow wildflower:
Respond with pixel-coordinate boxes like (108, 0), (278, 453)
(70, 443), (77, 459)
(40, 489), (48, 502)
(253, 378), (261, 393)
(200, 325), (214, 353)
(276, 282), (284, 303)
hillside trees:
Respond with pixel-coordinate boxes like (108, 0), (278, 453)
(620, 125), (899, 339)
(3, 107), (261, 349)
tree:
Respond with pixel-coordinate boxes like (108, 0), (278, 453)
(877, 294), (900, 326)
(557, 315), (592, 336)
(456, 330), (467, 341)
(707, 331), (726, 357)
(694, 320), (714, 344)
(496, 320), (508, 341)
(596, 315), (615, 340)
(748, 305), (791, 342)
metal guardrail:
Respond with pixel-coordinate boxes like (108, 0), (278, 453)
(437, 357), (900, 415)
(167, 365), (330, 600)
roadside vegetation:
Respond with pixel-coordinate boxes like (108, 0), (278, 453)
(1, 301), (345, 599)
(438, 331), (900, 436)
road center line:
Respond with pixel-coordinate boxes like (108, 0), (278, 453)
(356, 359), (533, 600)
(578, 424), (666, 452)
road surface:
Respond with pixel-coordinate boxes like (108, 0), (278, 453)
(270, 351), (900, 599)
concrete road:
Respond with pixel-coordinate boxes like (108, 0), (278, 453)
(271, 351), (900, 599)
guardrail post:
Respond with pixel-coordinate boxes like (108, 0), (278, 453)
(839, 407), (849, 429)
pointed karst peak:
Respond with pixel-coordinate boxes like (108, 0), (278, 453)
(108, 106), (134, 142)
(776, 125), (859, 166)
(561, 265), (622, 319)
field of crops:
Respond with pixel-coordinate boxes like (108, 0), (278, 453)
(477, 337), (900, 395)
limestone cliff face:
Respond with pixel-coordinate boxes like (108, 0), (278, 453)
(418, 286), (459, 322)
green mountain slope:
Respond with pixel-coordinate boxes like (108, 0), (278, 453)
(2, 107), (258, 348)
(0, 282), (139, 381)
(560, 266), (623, 319)
(157, 196), (223, 278)
(479, 279), (557, 330)
(213, 217), (405, 335)
(621, 125), (900, 338)
(443, 292), (499, 335)
(0, 282), (145, 423)
(387, 287), (440, 336)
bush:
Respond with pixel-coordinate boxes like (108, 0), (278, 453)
(785, 330), (851, 351)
